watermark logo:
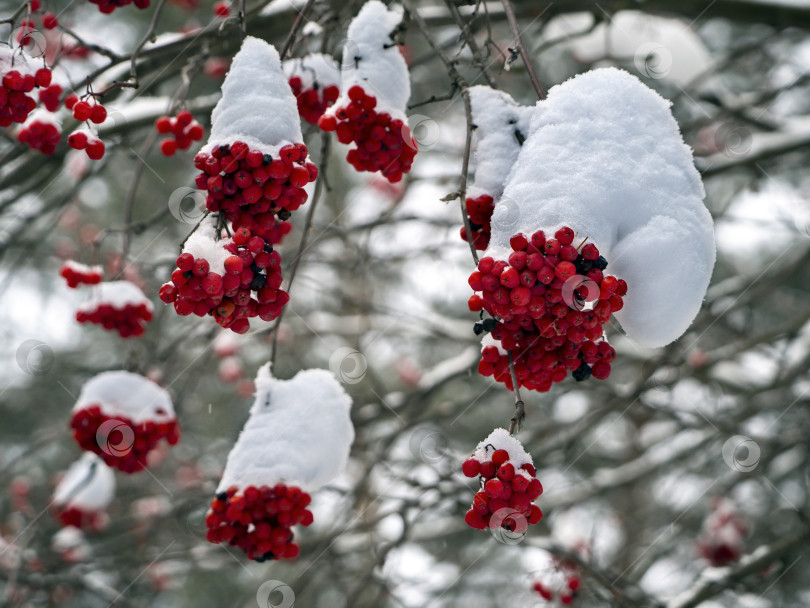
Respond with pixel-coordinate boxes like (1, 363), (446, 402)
(722, 435), (760, 473)
(256, 580), (295, 608)
(96, 419), (135, 458)
(168, 187), (207, 224)
(634, 42), (672, 80)
(329, 347), (367, 384)
(16, 339), (54, 376)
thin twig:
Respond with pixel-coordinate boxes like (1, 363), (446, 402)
(279, 0), (316, 60)
(129, 0), (169, 84)
(506, 351), (525, 434)
(499, 0), (545, 99)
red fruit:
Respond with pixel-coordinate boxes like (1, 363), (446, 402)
(86, 140), (105, 160)
(42, 13), (58, 29)
(213, 1), (230, 16)
(484, 478), (504, 499)
(527, 504), (543, 525)
(479, 461), (496, 478)
(155, 116), (172, 133)
(510, 233), (528, 251)
(89, 104), (107, 124)
(160, 139), (177, 156)
(68, 131), (88, 150)
(497, 463), (515, 482)
(462, 458), (480, 478)
(73, 101), (91, 121)
(34, 68), (51, 88)
(555, 261), (576, 281)
(465, 509), (486, 530)
(555, 226), (575, 245)
(491, 449), (509, 467)
(65, 94), (78, 110)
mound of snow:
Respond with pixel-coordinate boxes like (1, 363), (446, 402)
(73, 370), (175, 424)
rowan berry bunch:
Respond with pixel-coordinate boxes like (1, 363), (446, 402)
(66, 95), (108, 124)
(66, 129), (105, 159)
(156, 110), (205, 156)
(159, 229), (289, 334)
(193, 140), (317, 232)
(60, 260), (102, 287)
(206, 484), (313, 561)
(38, 83), (62, 112)
(318, 85), (417, 183)
(53, 506), (107, 531)
(88, 0), (150, 13)
(76, 281), (154, 337)
(468, 226), (627, 392)
(460, 194), (495, 250)
(289, 75), (340, 125)
(17, 113), (60, 155)
(70, 405), (180, 473)
(0, 63), (51, 127)
(462, 430), (543, 533)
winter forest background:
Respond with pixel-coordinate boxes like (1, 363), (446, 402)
(1, 0), (810, 607)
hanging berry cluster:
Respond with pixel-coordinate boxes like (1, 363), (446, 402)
(206, 484), (312, 561)
(65, 95), (108, 159)
(52, 454), (115, 531)
(17, 110), (60, 155)
(462, 429), (543, 533)
(60, 260), (103, 287)
(283, 53), (341, 125)
(1, 49), (52, 127)
(76, 280), (154, 338)
(289, 75), (339, 125)
(460, 194), (495, 250)
(696, 499), (747, 567)
(156, 110), (205, 156)
(469, 227), (626, 392)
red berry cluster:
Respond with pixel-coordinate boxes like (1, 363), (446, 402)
(289, 76), (339, 125)
(38, 83), (62, 112)
(462, 448), (543, 532)
(318, 85), (417, 183)
(17, 115), (60, 155)
(1, 67), (51, 127)
(193, 141), (316, 237)
(206, 484), (312, 561)
(60, 261), (102, 287)
(70, 405), (180, 473)
(468, 227), (627, 392)
(159, 230), (289, 334)
(156, 110), (204, 156)
(88, 0), (150, 13)
(53, 506), (106, 531)
(460, 194), (495, 250)
(67, 130), (105, 159)
(76, 299), (153, 337)
(67, 95), (107, 124)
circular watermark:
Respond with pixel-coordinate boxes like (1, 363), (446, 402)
(561, 275), (600, 311)
(338, 37), (361, 76)
(634, 42), (672, 80)
(714, 123), (752, 159)
(256, 580), (295, 608)
(722, 435), (760, 473)
(408, 427), (448, 465)
(488, 507), (528, 545)
(96, 419), (135, 458)
(9, 26), (46, 57)
(406, 114), (440, 151)
(16, 339), (54, 376)
(329, 347), (367, 384)
(491, 196), (521, 235)
(168, 187), (206, 224)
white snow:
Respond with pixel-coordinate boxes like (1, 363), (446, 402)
(471, 428), (534, 479)
(468, 86), (533, 199)
(77, 280), (153, 313)
(203, 37), (303, 156)
(73, 370), (175, 424)
(493, 68), (715, 348)
(323, 0), (410, 121)
(283, 53), (340, 89)
(0, 45), (37, 77)
(53, 453), (115, 511)
(21, 109), (60, 128)
(216, 363), (354, 493)
(181, 215), (233, 275)
(62, 260), (101, 274)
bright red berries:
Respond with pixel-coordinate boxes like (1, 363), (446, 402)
(156, 110), (205, 156)
(471, 226), (625, 392)
(54, 506), (108, 531)
(42, 12), (59, 29)
(68, 129), (105, 160)
(206, 484), (312, 561)
(697, 500), (747, 567)
(75, 281), (153, 337)
(288, 75), (340, 125)
(60, 261), (103, 287)
(38, 83), (62, 112)
(0, 65), (46, 127)
(460, 194), (496, 250)
(318, 85), (417, 183)
(17, 114), (61, 155)
(71, 99), (107, 124)
(87, 0), (150, 13)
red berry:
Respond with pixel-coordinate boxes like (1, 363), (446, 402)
(462, 458), (480, 478)
(491, 449), (509, 467)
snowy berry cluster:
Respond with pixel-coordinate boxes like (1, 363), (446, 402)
(76, 281), (154, 338)
(319, 85), (416, 183)
(462, 431), (543, 533)
(70, 405), (180, 473)
(159, 230), (289, 334)
(156, 110), (204, 156)
(88, 0), (150, 13)
(38, 83), (62, 112)
(60, 260), (102, 288)
(66, 130), (105, 160)
(206, 484), (312, 561)
(67, 96), (107, 124)
(193, 141), (316, 236)
(460, 194), (495, 250)
(1, 66), (51, 127)
(289, 75), (339, 125)
(17, 112), (60, 155)
(697, 500), (747, 567)
(469, 227), (626, 392)
(53, 507), (107, 531)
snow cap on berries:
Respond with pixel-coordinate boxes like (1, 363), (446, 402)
(53, 453), (115, 512)
(216, 363), (354, 493)
(77, 280), (153, 316)
(204, 37), (303, 155)
(283, 53), (340, 90)
(181, 214), (233, 275)
(0, 45), (37, 78)
(325, 0), (409, 121)
(494, 68), (715, 348)
(468, 86), (533, 199)
(473, 427), (534, 473)
(73, 370), (174, 424)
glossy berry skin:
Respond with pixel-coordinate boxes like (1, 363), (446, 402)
(470, 226), (624, 392)
(206, 483), (312, 561)
(0, 67), (47, 127)
(288, 76), (339, 125)
(60, 262), (102, 287)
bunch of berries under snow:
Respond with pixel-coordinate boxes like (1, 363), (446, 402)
(70, 371), (180, 474)
(462, 429), (543, 536)
(76, 280), (153, 338)
(469, 68), (715, 392)
(52, 453), (115, 531)
(318, 1), (416, 182)
(1, 45), (53, 127)
(283, 54), (340, 125)
(461, 87), (532, 250)
(17, 109), (60, 155)
(696, 499), (747, 567)
(60, 260), (102, 288)
(206, 363), (354, 561)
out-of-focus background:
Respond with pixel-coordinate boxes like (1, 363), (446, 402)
(1, 0), (810, 606)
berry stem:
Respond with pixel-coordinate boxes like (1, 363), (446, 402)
(499, 0), (546, 100)
(506, 351), (525, 434)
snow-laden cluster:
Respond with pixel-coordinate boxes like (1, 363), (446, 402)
(203, 36), (303, 156)
(491, 68), (715, 347)
(324, 0), (409, 122)
(181, 215), (234, 276)
(217, 363), (354, 493)
(468, 86), (533, 199)
(472, 427), (534, 473)
(283, 53), (340, 91)
(73, 370), (175, 424)
(53, 453), (115, 513)
(77, 280), (153, 316)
